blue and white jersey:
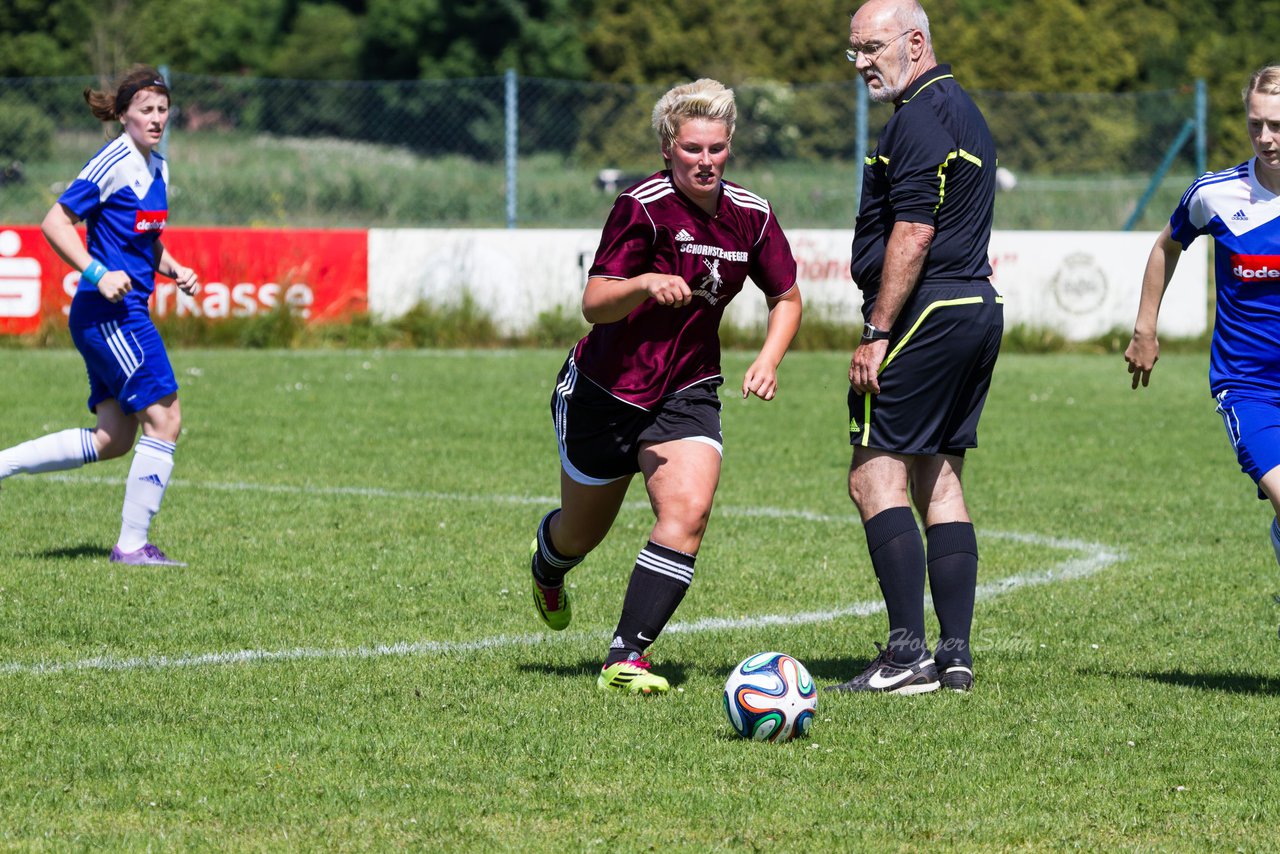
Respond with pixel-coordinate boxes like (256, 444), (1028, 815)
(58, 133), (168, 320)
(1170, 159), (1280, 395)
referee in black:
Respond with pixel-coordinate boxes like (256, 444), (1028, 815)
(830, 0), (1002, 695)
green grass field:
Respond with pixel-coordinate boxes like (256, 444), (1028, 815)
(1, 348), (1277, 851)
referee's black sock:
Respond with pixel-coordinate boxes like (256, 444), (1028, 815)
(531, 509), (583, 586)
(605, 541), (694, 666)
(926, 521), (978, 668)
(864, 506), (929, 664)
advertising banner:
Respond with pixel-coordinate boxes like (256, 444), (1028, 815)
(3, 224), (1208, 341)
(369, 228), (1208, 340)
(0, 227), (62, 336)
(0, 226), (368, 335)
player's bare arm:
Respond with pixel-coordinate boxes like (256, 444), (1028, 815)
(40, 203), (91, 277)
(849, 220), (935, 394)
(582, 273), (692, 324)
(1125, 224), (1182, 389)
(156, 243), (200, 296)
(742, 286), (802, 400)
(41, 201), (132, 303)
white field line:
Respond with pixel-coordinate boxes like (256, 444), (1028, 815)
(1, 476), (1127, 677)
(42, 474), (844, 521)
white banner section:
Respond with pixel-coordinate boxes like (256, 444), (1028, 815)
(369, 229), (1207, 340)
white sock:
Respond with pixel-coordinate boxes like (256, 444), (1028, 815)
(117, 437), (176, 552)
(0, 428), (97, 479)
(1271, 518), (1280, 569)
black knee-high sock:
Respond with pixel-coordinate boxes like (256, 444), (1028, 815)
(926, 521), (978, 667)
(531, 509), (583, 585)
(864, 507), (928, 664)
(605, 541), (694, 666)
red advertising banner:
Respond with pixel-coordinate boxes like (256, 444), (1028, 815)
(0, 226), (368, 336)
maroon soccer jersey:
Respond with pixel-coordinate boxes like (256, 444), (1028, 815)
(574, 170), (797, 409)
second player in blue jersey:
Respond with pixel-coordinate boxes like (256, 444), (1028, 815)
(1126, 66), (1280, 579)
(0, 66), (199, 567)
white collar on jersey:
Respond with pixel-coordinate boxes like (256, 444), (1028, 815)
(1249, 157), (1280, 200)
(110, 131), (164, 200)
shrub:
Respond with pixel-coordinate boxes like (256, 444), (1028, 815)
(391, 294), (500, 347)
(0, 94), (55, 163)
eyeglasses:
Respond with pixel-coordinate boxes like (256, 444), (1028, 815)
(846, 30), (912, 63)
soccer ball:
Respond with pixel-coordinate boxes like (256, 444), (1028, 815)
(723, 651), (817, 742)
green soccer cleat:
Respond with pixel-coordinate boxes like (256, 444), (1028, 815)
(597, 655), (670, 695)
(530, 539), (571, 631)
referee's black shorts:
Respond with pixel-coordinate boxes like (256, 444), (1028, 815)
(552, 354), (724, 485)
(849, 282), (1003, 457)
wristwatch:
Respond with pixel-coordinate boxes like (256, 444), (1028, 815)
(860, 322), (891, 343)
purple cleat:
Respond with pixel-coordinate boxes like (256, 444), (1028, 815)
(109, 543), (187, 567)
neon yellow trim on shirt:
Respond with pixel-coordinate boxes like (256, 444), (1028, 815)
(900, 74), (954, 105)
(933, 152), (957, 213)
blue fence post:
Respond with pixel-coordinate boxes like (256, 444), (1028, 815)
(158, 64), (171, 160)
(1123, 79), (1205, 231)
(505, 68), (518, 229)
(854, 81), (867, 213)
(1194, 77), (1207, 177)
(1123, 118), (1195, 231)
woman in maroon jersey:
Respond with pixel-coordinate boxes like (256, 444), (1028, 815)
(525, 78), (803, 694)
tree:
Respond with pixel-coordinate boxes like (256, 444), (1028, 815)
(265, 2), (361, 80)
(0, 0), (95, 77)
(360, 0), (589, 80)
(141, 0), (290, 75)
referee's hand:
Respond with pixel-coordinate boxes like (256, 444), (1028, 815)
(849, 341), (888, 395)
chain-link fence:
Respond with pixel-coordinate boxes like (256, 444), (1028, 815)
(0, 72), (1203, 231)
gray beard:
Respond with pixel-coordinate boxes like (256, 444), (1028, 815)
(867, 49), (913, 103)
(868, 82), (899, 103)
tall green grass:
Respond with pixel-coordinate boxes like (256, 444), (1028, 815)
(0, 349), (1275, 850)
(0, 130), (1190, 230)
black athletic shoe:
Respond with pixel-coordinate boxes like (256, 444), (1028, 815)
(826, 643), (940, 695)
(938, 662), (974, 692)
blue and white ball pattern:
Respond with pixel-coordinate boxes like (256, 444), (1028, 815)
(723, 652), (817, 742)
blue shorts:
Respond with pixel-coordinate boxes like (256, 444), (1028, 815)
(69, 299), (178, 416)
(1215, 388), (1280, 498)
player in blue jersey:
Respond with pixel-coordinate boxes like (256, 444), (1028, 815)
(1126, 66), (1280, 574)
(0, 66), (198, 567)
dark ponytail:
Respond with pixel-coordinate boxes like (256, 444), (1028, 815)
(83, 65), (169, 122)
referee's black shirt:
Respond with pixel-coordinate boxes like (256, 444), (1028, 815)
(850, 64), (996, 298)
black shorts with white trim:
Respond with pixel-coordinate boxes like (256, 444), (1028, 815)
(551, 355), (723, 484)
